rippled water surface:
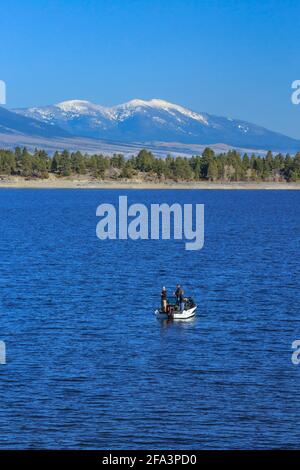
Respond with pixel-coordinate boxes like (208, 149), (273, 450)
(0, 189), (300, 449)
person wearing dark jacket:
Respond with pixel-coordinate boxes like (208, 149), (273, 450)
(179, 289), (185, 312)
(174, 284), (181, 305)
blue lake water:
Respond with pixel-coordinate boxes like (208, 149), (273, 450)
(0, 189), (300, 449)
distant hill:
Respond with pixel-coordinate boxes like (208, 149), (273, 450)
(0, 106), (69, 138)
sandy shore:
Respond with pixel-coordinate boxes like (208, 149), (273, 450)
(0, 176), (299, 190)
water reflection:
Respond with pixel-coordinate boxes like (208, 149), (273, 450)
(158, 315), (197, 330)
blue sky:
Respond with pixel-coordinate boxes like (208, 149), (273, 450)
(0, 0), (300, 138)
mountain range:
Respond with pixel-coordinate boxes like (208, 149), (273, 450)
(0, 98), (299, 155)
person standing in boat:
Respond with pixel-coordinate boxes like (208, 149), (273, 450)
(174, 284), (181, 306)
(179, 288), (185, 312)
(161, 287), (167, 312)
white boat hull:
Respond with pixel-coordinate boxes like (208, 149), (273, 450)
(155, 305), (197, 320)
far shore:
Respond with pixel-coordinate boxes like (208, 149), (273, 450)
(0, 176), (300, 190)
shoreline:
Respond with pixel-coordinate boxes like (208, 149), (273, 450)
(0, 177), (300, 190)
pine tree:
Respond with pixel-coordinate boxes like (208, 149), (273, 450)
(207, 160), (218, 181)
(58, 150), (72, 176)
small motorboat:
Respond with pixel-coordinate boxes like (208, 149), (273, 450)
(155, 296), (197, 320)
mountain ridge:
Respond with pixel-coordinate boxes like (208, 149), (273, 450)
(12, 98), (300, 152)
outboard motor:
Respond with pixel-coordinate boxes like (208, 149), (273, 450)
(167, 305), (174, 317)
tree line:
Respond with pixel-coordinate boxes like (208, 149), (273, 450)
(0, 146), (300, 182)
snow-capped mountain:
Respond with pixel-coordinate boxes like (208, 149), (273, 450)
(13, 98), (210, 140)
(12, 98), (300, 152)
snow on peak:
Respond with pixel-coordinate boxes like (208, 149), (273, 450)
(56, 100), (101, 113)
(15, 97), (209, 127)
(55, 100), (117, 121)
(27, 98), (209, 125)
(113, 98), (208, 124)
